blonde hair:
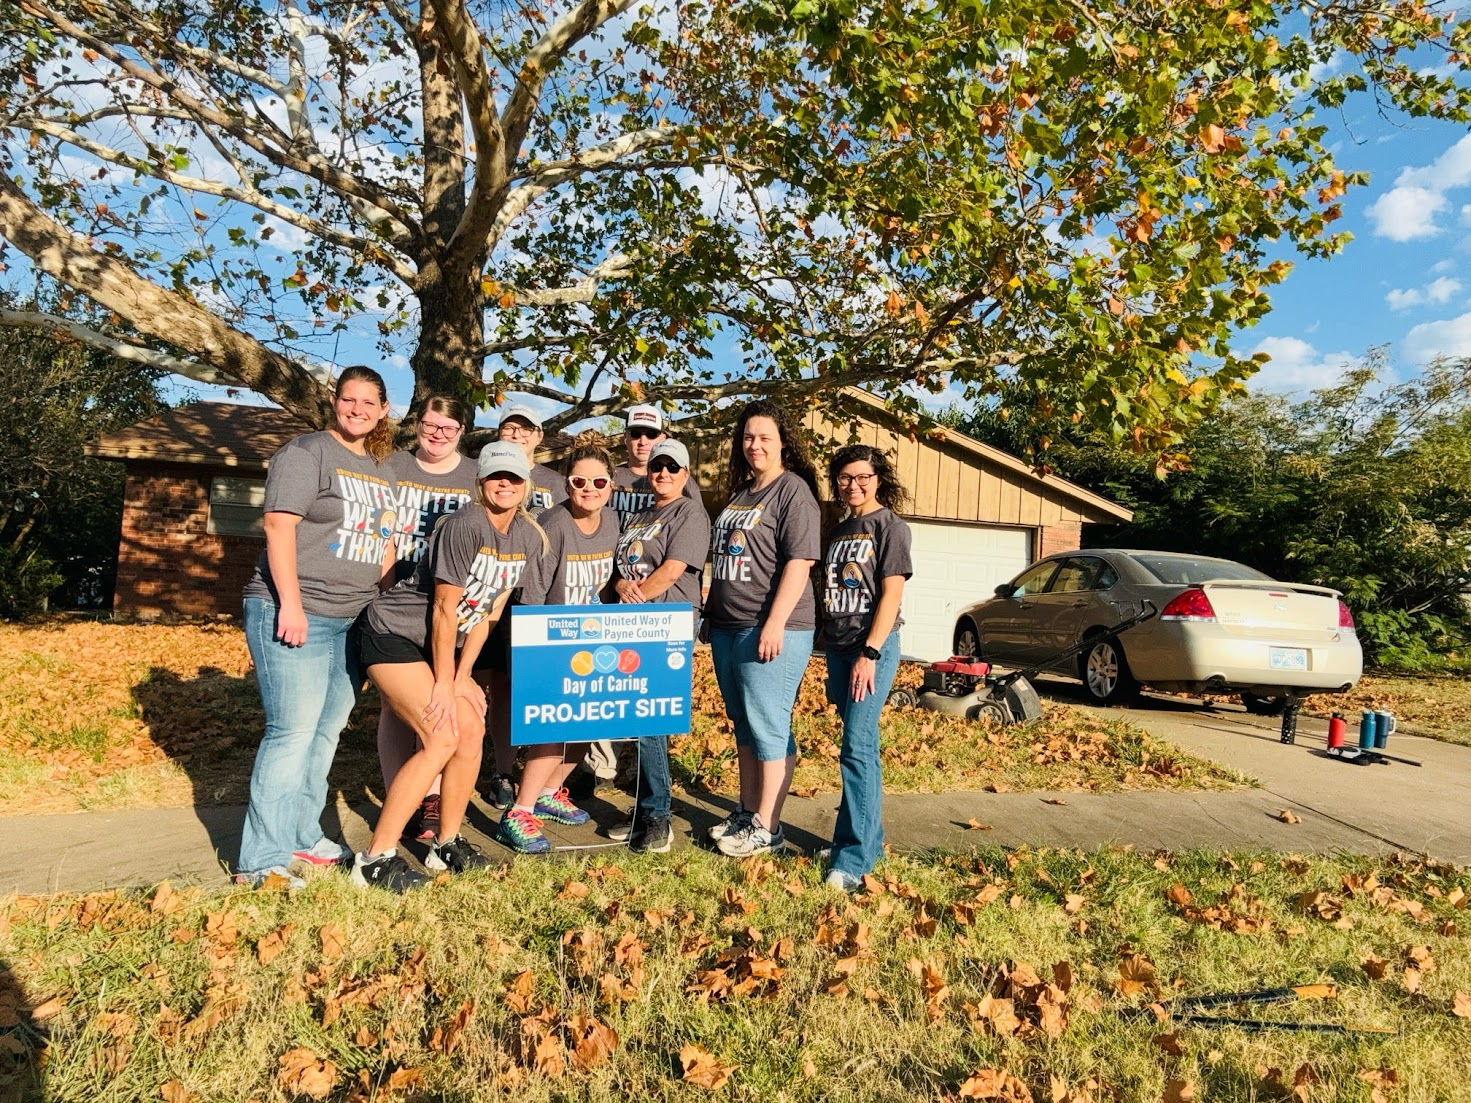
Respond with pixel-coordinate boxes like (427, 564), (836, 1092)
(475, 475), (551, 555)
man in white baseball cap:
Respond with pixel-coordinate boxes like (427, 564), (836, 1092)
(497, 402), (567, 511)
(611, 403), (703, 528)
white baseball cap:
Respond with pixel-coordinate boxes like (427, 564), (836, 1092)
(498, 402), (543, 430)
(477, 442), (532, 480)
(648, 439), (690, 470)
(624, 404), (663, 432)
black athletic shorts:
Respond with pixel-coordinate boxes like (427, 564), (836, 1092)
(360, 623), (499, 672)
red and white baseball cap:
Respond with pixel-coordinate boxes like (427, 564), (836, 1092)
(624, 404), (663, 431)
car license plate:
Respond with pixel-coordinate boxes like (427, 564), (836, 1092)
(1269, 647), (1308, 671)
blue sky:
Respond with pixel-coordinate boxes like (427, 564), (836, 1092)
(1244, 111), (1471, 394)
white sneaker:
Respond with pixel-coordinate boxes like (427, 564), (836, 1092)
(706, 807), (754, 841)
(234, 866), (306, 891)
(292, 837), (352, 866)
(824, 869), (861, 893)
(715, 816), (784, 857)
(607, 812), (635, 842)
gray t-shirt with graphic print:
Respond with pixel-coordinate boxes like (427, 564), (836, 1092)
(385, 450), (478, 583)
(243, 431), (396, 619)
(706, 470), (821, 630)
(527, 462), (569, 513)
(615, 494), (712, 612)
(522, 504), (620, 606)
(611, 463), (705, 529)
(822, 508), (913, 651)
(366, 506), (549, 649)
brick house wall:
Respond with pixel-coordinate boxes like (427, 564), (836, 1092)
(114, 461), (262, 618)
(1037, 520), (1083, 560)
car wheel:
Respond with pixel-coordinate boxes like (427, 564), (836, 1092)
(1239, 691), (1287, 716)
(1079, 635), (1139, 705)
(953, 620), (982, 659)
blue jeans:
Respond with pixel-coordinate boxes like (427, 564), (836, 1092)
(634, 614), (698, 823)
(710, 625), (815, 762)
(823, 633), (900, 880)
(239, 597), (360, 874)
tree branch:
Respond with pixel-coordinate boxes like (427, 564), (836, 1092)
(0, 309), (235, 386)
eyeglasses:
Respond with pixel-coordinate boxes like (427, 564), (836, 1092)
(648, 459), (684, 475)
(499, 422), (538, 439)
(419, 421), (462, 439)
(627, 428), (661, 441)
(836, 473), (877, 487)
(568, 475), (612, 491)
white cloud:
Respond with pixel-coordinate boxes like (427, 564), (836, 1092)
(1367, 134), (1471, 241)
(1403, 311), (1471, 363)
(1385, 276), (1463, 311)
(1247, 336), (1356, 391)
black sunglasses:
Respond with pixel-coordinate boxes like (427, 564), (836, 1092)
(627, 427), (661, 440)
(648, 459), (684, 474)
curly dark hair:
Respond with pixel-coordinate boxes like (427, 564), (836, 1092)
(726, 400), (820, 499)
(827, 444), (908, 513)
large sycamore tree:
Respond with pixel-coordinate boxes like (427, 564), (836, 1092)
(1, 0), (1467, 445)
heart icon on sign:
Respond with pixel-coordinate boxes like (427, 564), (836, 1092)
(593, 646), (619, 673)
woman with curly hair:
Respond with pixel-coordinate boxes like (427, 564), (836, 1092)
(819, 444), (912, 891)
(704, 400), (822, 858)
(237, 365), (397, 889)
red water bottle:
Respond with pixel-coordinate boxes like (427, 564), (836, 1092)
(1327, 713), (1346, 749)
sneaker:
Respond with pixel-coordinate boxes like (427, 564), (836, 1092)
(403, 794), (441, 842)
(629, 815), (673, 854)
(606, 812), (636, 842)
(496, 809), (551, 855)
(234, 866), (305, 891)
(425, 834), (493, 874)
(824, 869), (861, 893)
(715, 816), (784, 858)
(351, 849), (429, 893)
(488, 773), (517, 810)
(292, 837), (351, 866)
(707, 807), (754, 842)
(534, 787), (590, 826)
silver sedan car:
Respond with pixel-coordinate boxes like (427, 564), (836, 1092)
(952, 549), (1363, 708)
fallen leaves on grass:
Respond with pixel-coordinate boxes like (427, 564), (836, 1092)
(1114, 953), (1160, 999)
(1161, 1080), (1194, 1103)
(679, 1044), (737, 1090)
(958, 1068), (1033, 1101)
(1451, 991), (1471, 1018)
(278, 1048), (337, 1099)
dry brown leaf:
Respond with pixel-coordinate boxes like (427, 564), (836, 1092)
(1166, 884), (1194, 907)
(429, 998), (474, 1054)
(385, 1067), (424, 1092)
(1362, 952), (1388, 980)
(29, 996), (64, 1022)
(569, 1012), (619, 1072)
(277, 1047), (337, 1099)
(958, 1067), (1034, 1101)
(1292, 983), (1336, 1000)
(559, 879), (590, 900)
(203, 912), (238, 945)
(256, 923), (295, 966)
(1153, 1032), (1184, 1056)
(1452, 991), (1471, 1019)
(1041, 798), (1068, 806)
(966, 818), (993, 831)
(1161, 1079), (1194, 1103)
(159, 1081), (190, 1103)
(1278, 809), (1301, 824)
(318, 923), (344, 963)
(802, 1056), (817, 1078)
(679, 1044), (737, 1090)
(504, 970), (537, 1015)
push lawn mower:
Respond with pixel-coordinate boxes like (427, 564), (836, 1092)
(900, 602), (1158, 726)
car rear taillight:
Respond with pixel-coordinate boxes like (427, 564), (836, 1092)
(1160, 588), (1216, 622)
(1338, 600), (1355, 629)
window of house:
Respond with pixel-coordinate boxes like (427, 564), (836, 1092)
(208, 476), (266, 537)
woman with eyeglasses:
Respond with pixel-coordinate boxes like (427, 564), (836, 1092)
(504, 435), (622, 852)
(379, 396), (479, 844)
(497, 403), (567, 512)
(355, 442), (550, 889)
(705, 400), (821, 858)
(819, 445), (912, 892)
(610, 438), (712, 853)
(237, 366), (397, 889)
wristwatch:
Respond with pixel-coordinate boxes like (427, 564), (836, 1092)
(860, 644), (882, 661)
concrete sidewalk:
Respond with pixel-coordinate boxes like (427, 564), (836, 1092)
(1, 691), (1466, 894)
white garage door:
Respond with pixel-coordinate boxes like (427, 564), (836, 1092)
(899, 522), (1033, 662)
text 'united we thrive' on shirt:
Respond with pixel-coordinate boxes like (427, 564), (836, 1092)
(615, 494), (712, 612)
(705, 470), (821, 630)
(822, 507), (913, 651)
(523, 503), (621, 606)
(386, 450), (478, 583)
(243, 431), (396, 619)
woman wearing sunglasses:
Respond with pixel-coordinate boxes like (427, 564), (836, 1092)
(611, 438), (712, 852)
(380, 396), (478, 844)
(354, 442), (550, 889)
(504, 436), (622, 852)
(819, 445), (911, 892)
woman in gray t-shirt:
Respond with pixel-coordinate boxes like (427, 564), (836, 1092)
(237, 366), (396, 888)
(704, 401), (822, 860)
(819, 445), (913, 892)
(611, 438), (712, 853)
(378, 396), (479, 845)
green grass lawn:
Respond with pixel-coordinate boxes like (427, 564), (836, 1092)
(3, 848), (1467, 1102)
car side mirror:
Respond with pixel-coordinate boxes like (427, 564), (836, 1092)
(994, 583), (1017, 598)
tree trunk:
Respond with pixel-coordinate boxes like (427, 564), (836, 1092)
(411, 269), (485, 413)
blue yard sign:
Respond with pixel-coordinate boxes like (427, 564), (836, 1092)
(509, 603), (695, 746)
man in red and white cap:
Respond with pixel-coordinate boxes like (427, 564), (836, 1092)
(611, 403), (702, 528)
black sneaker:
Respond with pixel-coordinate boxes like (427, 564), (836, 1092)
(425, 834), (493, 874)
(629, 815), (673, 854)
(350, 850), (429, 893)
(488, 773), (517, 810)
(402, 794), (441, 842)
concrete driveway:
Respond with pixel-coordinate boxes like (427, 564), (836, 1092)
(1030, 674), (1471, 866)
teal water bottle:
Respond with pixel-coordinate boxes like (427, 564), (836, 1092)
(1359, 710), (1377, 749)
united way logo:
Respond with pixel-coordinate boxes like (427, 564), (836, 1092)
(579, 617), (603, 639)
(727, 528), (749, 556)
(841, 562), (863, 588)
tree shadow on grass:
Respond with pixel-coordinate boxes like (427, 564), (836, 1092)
(130, 665), (386, 872)
(0, 962), (44, 1103)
